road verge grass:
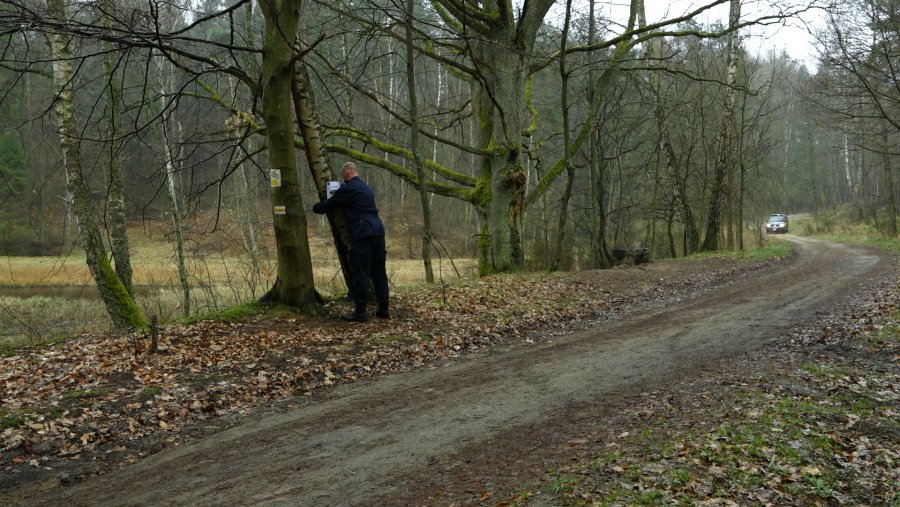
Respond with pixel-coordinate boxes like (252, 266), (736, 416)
(683, 243), (792, 262)
(519, 307), (900, 506)
(794, 209), (900, 253)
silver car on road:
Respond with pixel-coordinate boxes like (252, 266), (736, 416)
(766, 213), (789, 234)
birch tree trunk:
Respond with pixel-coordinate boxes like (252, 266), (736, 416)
(236, 131), (260, 261)
(700, 0), (741, 252)
(782, 87), (794, 208)
(47, 0), (145, 328)
(102, 0), (133, 297)
(157, 55), (190, 318)
(843, 134), (859, 208)
(405, 0), (435, 283)
(61, 179), (74, 248)
(258, 0), (319, 311)
(291, 60), (353, 288)
(161, 117), (189, 317)
(430, 59), (443, 209)
(237, 1), (262, 287)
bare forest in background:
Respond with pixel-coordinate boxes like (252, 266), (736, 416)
(0, 0), (898, 329)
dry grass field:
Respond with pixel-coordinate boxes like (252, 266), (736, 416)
(1, 239), (471, 288)
(0, 228), (477, 348)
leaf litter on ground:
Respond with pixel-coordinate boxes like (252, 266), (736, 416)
(3, 252), (896, 507)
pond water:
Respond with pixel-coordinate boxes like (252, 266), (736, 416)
(0, 285), (101, 300)
(0, 285), (163, 300)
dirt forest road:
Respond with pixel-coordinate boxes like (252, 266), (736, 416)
(31, 236), (893, 506)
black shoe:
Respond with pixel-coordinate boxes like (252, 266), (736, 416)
(376, 301), (390, 319)
(341, 303), (368, 322)
(341, 311), (369, 322)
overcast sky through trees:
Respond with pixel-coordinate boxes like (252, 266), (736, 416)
(591, 1), (826, 70)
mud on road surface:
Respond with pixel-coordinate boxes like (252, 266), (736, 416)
(26, 236), (894, 506)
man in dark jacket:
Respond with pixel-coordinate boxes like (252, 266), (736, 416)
(313, 162), (389, 321)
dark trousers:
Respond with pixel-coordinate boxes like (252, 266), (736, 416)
(349, 235), (388, 305)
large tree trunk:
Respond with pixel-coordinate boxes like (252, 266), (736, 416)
(701, 0), (741, 252)
(473, 39), (529, 273)
(258, 0), (319, 311)
(404, 0), (435, 283)
(433, 0), (640, 273)
(47, 0), (145, 328)
(472, 84), (496, 275)
(454, 0), (556, 274)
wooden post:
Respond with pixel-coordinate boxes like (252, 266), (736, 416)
(149, 315), (159, 354)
